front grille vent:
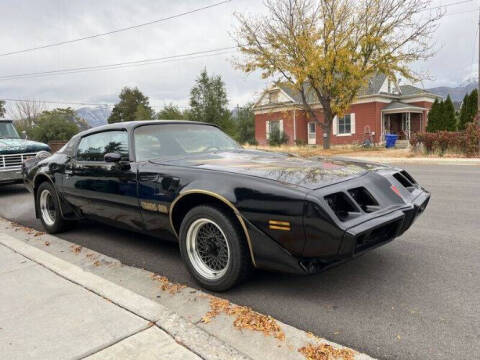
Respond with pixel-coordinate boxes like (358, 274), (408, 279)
(0, 153), (37, 172)
(355, 219), (402, 252)
(324, 192), (359, 222)
(348, 187), (380, 213)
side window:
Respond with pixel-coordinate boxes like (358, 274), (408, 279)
(77, 131), (129, 161)
(57, 138), (77, 156)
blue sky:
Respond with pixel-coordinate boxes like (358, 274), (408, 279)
(0, 0), (477, 114)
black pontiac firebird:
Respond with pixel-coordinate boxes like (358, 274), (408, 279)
(23, 121), (430, 291)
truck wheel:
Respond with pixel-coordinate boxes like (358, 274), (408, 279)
(179, 205), (252, 291)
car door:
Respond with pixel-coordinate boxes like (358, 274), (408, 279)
(133, 125), (182, 240)
(62, 129), (143, 231)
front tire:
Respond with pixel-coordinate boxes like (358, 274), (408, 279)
(179, 205), (252, 291)
(36, 182), (70, 234)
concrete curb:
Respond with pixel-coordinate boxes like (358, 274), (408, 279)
(0, 234), (251, 360)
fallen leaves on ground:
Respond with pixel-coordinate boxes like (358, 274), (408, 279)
(298, 343), (355, 360)
(70, 245), (82, 254)
(8, 221), (44, 237)
(202, 296), (285, 341)
(150, 274), (185, 294)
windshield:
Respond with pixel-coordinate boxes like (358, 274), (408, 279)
(0, 122), (20, 139)
(134, 124), (241, 161)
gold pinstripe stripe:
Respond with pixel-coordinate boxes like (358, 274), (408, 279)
(269, 220), (291, 226)
(269, 225), (291, 231)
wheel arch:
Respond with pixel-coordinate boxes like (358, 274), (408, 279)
(169, 190), (256, 267)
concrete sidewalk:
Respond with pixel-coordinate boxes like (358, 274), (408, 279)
(0, 221), (373, 360)
(0, 234), (249, 360)
(0, 243), (200, 360)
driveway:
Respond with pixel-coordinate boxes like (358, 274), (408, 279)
(0, 164), (478, 360)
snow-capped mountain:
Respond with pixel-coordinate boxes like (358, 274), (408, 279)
(75, 106), (111, 128)
(427, 80), (478, 102)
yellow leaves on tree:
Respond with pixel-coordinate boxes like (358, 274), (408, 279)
(234, 0), (442, 148)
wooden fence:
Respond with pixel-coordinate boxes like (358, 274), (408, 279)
(48, 141), (67, 153)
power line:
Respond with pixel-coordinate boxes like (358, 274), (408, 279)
(0, 0), (469, 82)
(0, 46), (237, 81)
(427, 0), (473, 11)
(0, 0), (232, 58)
(0, 0), (464, 60)
(442, 7), (480, 16)
(2, 98), (190, 109)
(3, 98), (115, 107)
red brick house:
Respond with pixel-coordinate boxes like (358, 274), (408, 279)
(253, 74), (440, 146)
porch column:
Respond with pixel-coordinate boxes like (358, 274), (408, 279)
(407, 112), (411, 140)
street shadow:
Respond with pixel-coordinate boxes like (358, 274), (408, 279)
(57, 217), (412, 301)
(0, 183), (29, 195)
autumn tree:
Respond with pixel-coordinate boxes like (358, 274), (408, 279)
(234, 0), (442, 148)
(11, 99), (46, 134)
(108, 87), (154, 123)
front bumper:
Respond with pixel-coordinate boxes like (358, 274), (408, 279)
(299, 190), (430, 273)
(0, 168), (23, 184)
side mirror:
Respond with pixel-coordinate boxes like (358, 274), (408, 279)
(21, 130), (28, 140)
(104, 152), (121, 163)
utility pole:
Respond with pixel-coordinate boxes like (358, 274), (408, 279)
(477, 8), (480, 126)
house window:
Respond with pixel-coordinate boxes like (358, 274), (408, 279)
(338, 115), (351, 135)
(266, 120), (283, 139)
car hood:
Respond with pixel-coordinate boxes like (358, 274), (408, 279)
(0, 138), (50, 155)
(152, 150), (390, 189)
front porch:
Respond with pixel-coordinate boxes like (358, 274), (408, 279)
(381, 102), (426, 142)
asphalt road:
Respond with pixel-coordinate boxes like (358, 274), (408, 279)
(1, 164), (479, 360)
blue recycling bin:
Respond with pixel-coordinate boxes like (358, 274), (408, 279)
(385, 134), (398, 148)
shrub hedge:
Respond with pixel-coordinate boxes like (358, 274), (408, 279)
(410, 123), (480, 157)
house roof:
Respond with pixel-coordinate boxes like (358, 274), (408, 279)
(277, 73), (389, 104)
(381, 101), (425, 113)
(358, 73), (388, 96)
(254, 72), (440, 111)
(399, 84), (429, 96)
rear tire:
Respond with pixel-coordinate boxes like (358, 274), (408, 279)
(36, 182), (70, 234)
(179, 205), (253, 291)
